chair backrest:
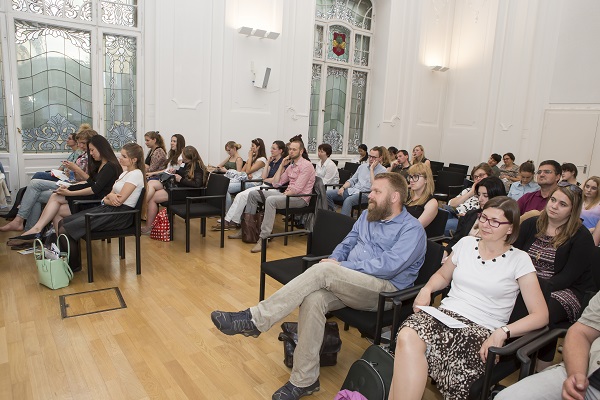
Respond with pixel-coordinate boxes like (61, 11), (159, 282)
(204, 173), (230, 209)
(429, 160), (444, 175)
(343, 162), (360, 174)
(508, 278), (551, 324)
(424, 208), (449, 238)
(338, 169), (352, 185)
(332, 159), (339, 166)
(443, 166), (468, 176)
(310, 209), (356, 256)
(134, 187), (146, 211)
(448, 163), (470, 175)
(414, 240), (445, 286)
(434, 170), (466, 194)
(591, 247), (600, 291)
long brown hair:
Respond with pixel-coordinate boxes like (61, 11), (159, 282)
(122, 142), (147, 194)
(145, 131), (166, 153)
(166, 134), (186, 166)
(584, 176), (600, 210)
(411, 145), (426, 164)
(536, 185), (583, 248)
(182, 146), (208, 186)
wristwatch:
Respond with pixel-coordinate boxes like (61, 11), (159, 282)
(500, 326), (510, 339)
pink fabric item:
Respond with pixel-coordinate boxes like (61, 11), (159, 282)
(334, 389), (368, 400)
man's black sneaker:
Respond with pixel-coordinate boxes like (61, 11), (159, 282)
(272, 380), (320, 400)
(210, 309), (261, 337)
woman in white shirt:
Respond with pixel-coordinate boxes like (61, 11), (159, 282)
(390, 196), (548, 400)
(315, 143), (339, 185)
(58, 143), (147, 271)
(225, 138), (267, 209)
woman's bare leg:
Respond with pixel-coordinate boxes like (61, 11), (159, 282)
(52, 203), (72, 229)
(389, 327), (429, 400)
(145, 180), (162, 206)
(0, 216), (25, 232)
(22, 194), (67, 235)
(144, 189), (168, 229)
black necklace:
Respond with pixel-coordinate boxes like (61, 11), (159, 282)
(475, 238), (514, 265)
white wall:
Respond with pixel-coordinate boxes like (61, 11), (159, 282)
(145, 0), (600, 175)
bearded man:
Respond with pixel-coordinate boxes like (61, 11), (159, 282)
(211, 172), (427, 400)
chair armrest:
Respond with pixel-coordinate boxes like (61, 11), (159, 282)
(388, 284), (425, 307)
(428, 235), (451, 244)
(186, 194), (226, 203)
(243, 179), (263, 183)
(260, 230), (311, 262)
(72, 199), (102, 205)
(167, 186), (206, 193)
(265, 229), (310, 239)
(325, 183), (343, 189)
(285, 193), (318, 199)
(301, 254), (330, 271)
(84, 209), (140, 219)
(516, 328), (568, 380)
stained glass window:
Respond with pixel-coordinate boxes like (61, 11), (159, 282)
(15, 20), (92, 153)
(354, 34), (369, 66)
(327, 25), (350, 63)
(104, 34), (136, 149)
(314, 25), (324, 59)
(12, 0), (93, 21)
(322, 67), (347, 154)
(348, 71), (367, 153)
(316, 0), (373, 30)
(308, 64), (322, 153)
(101, 0), (137, 27)
(0, 40), (8, 151)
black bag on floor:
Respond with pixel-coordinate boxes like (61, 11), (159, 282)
(278, 321), (342, 368)
(241, 190), (266, 243)
(340, 345), (394, 400)
(4, 186), (26, 220)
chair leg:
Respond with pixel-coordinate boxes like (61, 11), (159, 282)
(284, 211), (289, 246)
(87, 240), (93, 283)
(344, 322), (349, 331)
(201, 218), (206, 237)
(219, 218), (224, 248)
(259, 272), (266, 301)
(135, 234), (141, 275)
(119, 237), (125, 259)
(185, 217), (190, 253)
(107, 238), (111, 244)
(169, 211), (175, 241)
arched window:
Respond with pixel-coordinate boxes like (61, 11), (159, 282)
(309, 0), (373, 156)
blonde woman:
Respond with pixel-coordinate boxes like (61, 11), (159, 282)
(405, 163), (438, 228)
(411, 144), (431, 168)
(582, 176), (600, 231)
(216, 141), (243, 173)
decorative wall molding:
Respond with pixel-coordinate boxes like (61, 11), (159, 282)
(382, 115), (402, 127)
(170, 98), (203, 110)
(286, 106), (308, 121)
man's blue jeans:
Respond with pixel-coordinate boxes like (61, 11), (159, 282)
(326, 188), (368, 216)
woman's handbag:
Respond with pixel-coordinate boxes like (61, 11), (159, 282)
(278, 321), (342, 368)
(159, 172), (176, 190)
(150, 208), (171, 242)
(241, 190), (266, 243)
(34, 234), (73, 290)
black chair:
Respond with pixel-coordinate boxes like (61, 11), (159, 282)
(338, 169), (352, 186)
(259, 209), (356, 301)
(331, 159), (339, 166)
(434, 170), (467, 202)
(169, 173), (230, 252)
(343, 162), (360, 175)
(449, 163), (470, 175)
(331, 240), (445, 345)
(424, 208), (449, 241)
(443, 166), (469, 176)
(429, 161), (444, 177)
(76, 188), (145, 283)
(162, 186), (206, 241)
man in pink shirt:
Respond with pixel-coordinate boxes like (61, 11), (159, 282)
(243, 137), (316, 253)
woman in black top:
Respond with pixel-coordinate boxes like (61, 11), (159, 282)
(15, 134), (120, 238)
(443, 177), (506, 257)
(143, 145), (207, 234)
(405, 162), (438, 228)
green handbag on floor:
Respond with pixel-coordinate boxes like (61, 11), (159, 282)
(34, 234), (73, 290)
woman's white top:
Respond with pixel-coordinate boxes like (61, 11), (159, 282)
(112, 169), (145, 208)
(440, 236), (536, 330)
(249, 156), (267, 179)
(316, 158), (339, 185)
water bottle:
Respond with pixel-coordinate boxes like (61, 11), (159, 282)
(69, 170), (75, 182)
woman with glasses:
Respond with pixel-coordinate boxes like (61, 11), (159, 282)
(499, 152), (520, 190)
(444, 163), (493, 236)
(581, 176), (600, 231)
(514, 182), (596, 371)
(443, 177), (506, 259)
(391, 196), (548, 400)
(405, 163), (438, 228)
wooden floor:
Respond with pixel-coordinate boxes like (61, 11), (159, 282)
(1, 215), (528, 399)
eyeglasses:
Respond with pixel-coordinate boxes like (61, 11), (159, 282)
(478, 213), (512, 228)
(473, 173), (487, 179)
(407, 174), (422, 182)
(368, 155), (379, 159)
(536, 169), (554, 175)
(557, 181), (583, 193)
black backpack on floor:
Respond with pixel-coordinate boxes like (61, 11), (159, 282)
(340, 345), (394, 400)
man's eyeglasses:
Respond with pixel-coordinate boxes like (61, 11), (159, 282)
(536, 169), (554, 175)
(368, 155), (379, 159)
(407, 174), (422, 182)
(557, 181), (583, 193)
(473, 173), (487, 180)
(477, 213), (512, 228)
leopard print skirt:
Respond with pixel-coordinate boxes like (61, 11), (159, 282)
(400, 308), (493, 400)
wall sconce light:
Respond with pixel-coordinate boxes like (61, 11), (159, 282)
(238, 26), (280, 40)
(430, 65), (449, 72)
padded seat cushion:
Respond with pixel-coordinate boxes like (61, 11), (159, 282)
(170, 203), (222, 218)
(261, 255), (307, 285)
